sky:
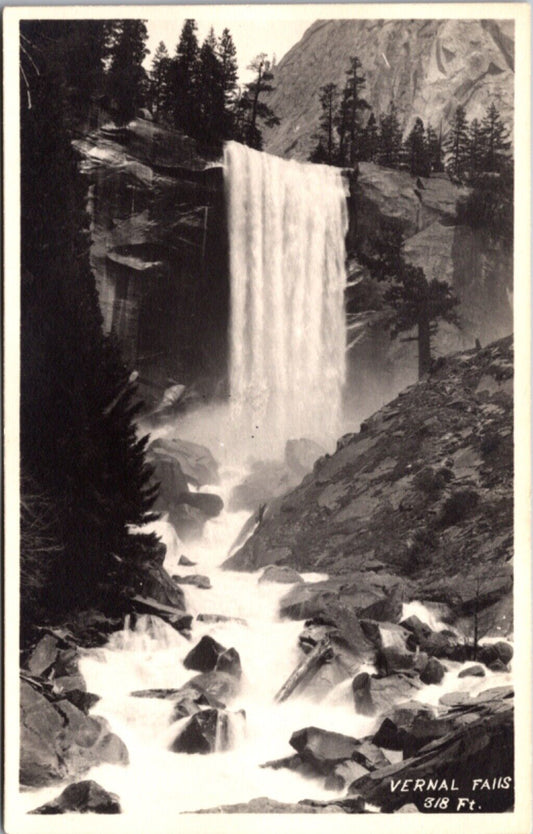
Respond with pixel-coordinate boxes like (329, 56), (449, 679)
(145, 13), (311, 84)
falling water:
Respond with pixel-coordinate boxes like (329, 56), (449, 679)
(224, 141), (349, 456)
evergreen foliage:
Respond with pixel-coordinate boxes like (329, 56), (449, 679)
(235, 53), (280, 149)
(443, 105), (470, 181)
(478, 102), (511, 173)
(309, 83), (339, 164)
(377, 101), (403, 168)
(171, 18), (200, 135)
(358, 220), (459, 377)
(150, 41), (173, 121)
(403, 117), (431, 177)
(336, 56), (371, 164)
(19, 23), (160, 633)
(106, 20), (149, 124)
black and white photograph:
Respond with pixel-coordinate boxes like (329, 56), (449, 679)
(3, 4), (531, 831)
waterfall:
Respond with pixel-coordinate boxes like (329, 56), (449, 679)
(224, 141), (349, 456)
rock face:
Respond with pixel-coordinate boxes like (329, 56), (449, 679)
(264, 19), (514, 162)
(75, 119), (228, 403)
(30, 780), (121, 815)
(20, 679), (128, 787)
(224, 338), (513, 638)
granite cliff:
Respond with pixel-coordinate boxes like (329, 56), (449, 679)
(264, 19), (514, 161)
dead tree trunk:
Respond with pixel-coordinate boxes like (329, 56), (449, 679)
(274, 638), (333, 703)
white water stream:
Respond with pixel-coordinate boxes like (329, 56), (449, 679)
(19, 467), (512, 820)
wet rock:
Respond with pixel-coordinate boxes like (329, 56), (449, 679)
(171, 503), (210, 542)
(130, 596), (190, 633)
(170, 689), (218, 721)
(178, 555), (197, 566)
(169, 708), (244, 754)
(289, 727), (361, 774)
(61, 610), (123, 648)
(352, 672), (423, 716)
(285, 438), (326, 476)
(20, 680), (129, 788)
(25, 634), (62, 677)
(183, 635), (226, 673)
(417, 629), (464, 660)
(186, 670), (240, 703)
(172, 574), (212, 590)
(420, 656), (446, 685)
(487, 659), (508, 672)
(29, 780), (121, 814)
(62, 690), (100, 714)
(458, 664), (486, 678)
(477, 641), (513, 668)
(215, 647), (242, 679)
(258, 565), (304, 584)
(376, 646), (417, 677)
(289, 727), (388, 775)
(136, 562), (185, 611)
(178, 492), (224, 518)
(148, 437), (219, 487)
(196, 613), (248, 626)
(349, 701), (514, 812)
(372, 702), (437, 751)
(131, 688), (187, 700)
(147, 455), (189, 526)
(360, 620), (410, 650)
(438, 690), (473, 708)
(325, 760), (369, 791)
(279, 586), (374, 662)
(359, 586), (404, 623)
(399, 615), (433, 644)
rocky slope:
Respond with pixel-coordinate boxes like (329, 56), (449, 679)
(264, 19), (514, 161)
(224, 337), (513, 638)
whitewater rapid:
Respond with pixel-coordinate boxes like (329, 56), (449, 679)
(18, 467), (512, 821)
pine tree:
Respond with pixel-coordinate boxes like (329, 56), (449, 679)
(444, 105), (469, 182)
(171, 18), (200, 134)
(358, 220), (459, 377)
(235, 53), (280, 150)
(403, 117), (430, 177)
(360, 111), (379, 162)
(150, 41), (172, 121)
(467, 118), (484, 181)
(309, 83), (339, 164)
(20, 23), (160, 631)
(336, 56), (370, 165)
(378, 101), (403, 168)
(105, 20), (149, 124)
(426, 124), (444, 173)
(218, 28), (238, 108)
(479, 102), (511, 173)
(194, 28), (226, 148)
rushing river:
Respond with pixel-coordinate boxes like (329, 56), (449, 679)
(18, 463), (512, 821)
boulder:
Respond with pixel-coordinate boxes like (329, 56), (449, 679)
(349, 701), (514, 812)
(325, 760), (369, 791)
(372, 702), (436, 751)
(186, 670), (240, 703)
(178, 555), (197, 566)
(289, 727), (360, 774)
(136, 562), (185, 611)
(376, 646), (417, 677)
(148, 437), (219, 487)
(172, 574), (212, 590)
(130, 597), (191, 633)
(169, 708), (245, 754)
(420, 656), (446, 685)
(258, 565), (304, 584)
(215, 647), (242, 679)
(20, 681), (129, 788)
(359, 586), (404, 623)
(25, 634), (62, 677)
(352, 672), (423, 716)
(399, 615), (433, 644)
(285, 438), (326, 476)
(170, 689), (218, 722)
(183, 635), (226, 673)
(171, 503), (210, 542)
(62, 690), (100, 714)
(360, 620), (410, 650)
(196, 613), (248, 626)
(477, 641), (513, 668)
(178, 492), (223, 518)
(147, 456), (190, 525)
(458, 664), (485, 678)
(29, 780), (121, 814)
